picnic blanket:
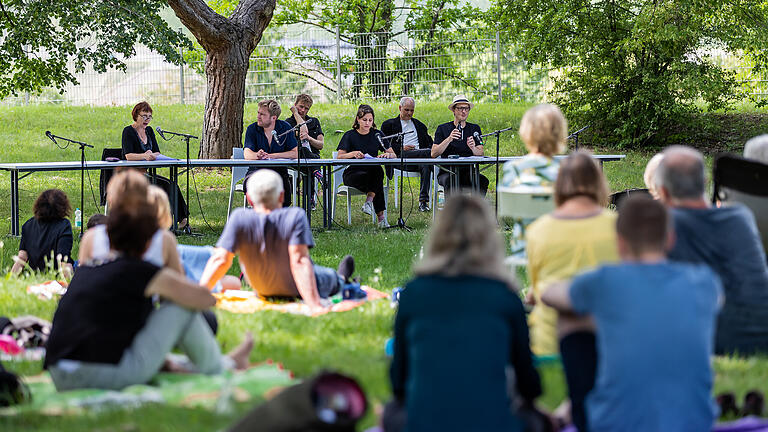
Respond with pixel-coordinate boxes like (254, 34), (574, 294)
(214, 286), (389, 316)
(0, 363), (294, 416)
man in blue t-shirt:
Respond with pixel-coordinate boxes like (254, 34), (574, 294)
(542, 195), (721, 432)
(656, 145), (768, 355)
(199, 170), (356, 313)
(243, 99), (298, 207)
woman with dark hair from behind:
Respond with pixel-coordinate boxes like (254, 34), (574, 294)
(11, 189), (74, 278)
(121, 101), (190, 231)
(384, 195), (545, 432)
(44, 171), (253, 391)
(336, 104), (396, 228)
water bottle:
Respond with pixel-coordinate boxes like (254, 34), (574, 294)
(74, 208), (82, 228)
(437, 191), (445, 209)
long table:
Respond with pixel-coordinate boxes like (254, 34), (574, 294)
(0, 155), (625, 236)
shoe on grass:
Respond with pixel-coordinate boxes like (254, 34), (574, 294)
(378, 219), (390, 228)
(362, 201), (374, 216)
(418, 201), (430, 212)
(337, 255), (355, 283)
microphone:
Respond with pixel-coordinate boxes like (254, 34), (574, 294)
(456, 123), (463, 141)
(473, 131), (484, 147)
(45, 131), (57, 144)
(272, 129), (282, 146)
(155, 127), (167, 140)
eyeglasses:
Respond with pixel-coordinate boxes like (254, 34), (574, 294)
(454, 106), (470, 112)
(140, 114), (153, 120)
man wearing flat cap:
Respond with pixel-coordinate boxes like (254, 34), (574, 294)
(431, 95), (488, 196)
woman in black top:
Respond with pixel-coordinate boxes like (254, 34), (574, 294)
(11, 189), (73, 278)
(44, 170), (253, 391)
(336, 104), (396, 227)
(121, 101), (189, 230)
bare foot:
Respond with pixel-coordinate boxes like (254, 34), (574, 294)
(227, 332), (254, 371)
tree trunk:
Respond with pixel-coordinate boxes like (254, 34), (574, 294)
(168, 0), (275, 159)
(200, 44), (250, 159)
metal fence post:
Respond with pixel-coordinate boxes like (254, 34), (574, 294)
(496, 31), (502, 103)
(336, 27), (342, 103)
(179, 28), (185, 105)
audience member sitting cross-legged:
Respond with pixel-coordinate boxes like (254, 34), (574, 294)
(199, 169), (358, 314)
(657, 145), (768, 355)
(383, 195), (547, 432)
(44, 171), (253, 391)
(542, 195), (722, 432)
(11, 189), (74, 278)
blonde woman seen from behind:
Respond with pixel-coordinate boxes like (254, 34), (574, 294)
(385, 195), (545, 432)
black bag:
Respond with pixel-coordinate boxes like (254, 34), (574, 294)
(0, 361), (31, 407)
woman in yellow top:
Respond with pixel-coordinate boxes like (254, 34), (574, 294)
(526, 150), (619, 355)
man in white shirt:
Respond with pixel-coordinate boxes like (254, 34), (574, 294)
(381, 97), (434, 212)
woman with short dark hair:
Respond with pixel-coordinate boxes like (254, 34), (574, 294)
(11, 189), (73, 278)
(121, 101), (189, 231)
(44, 171), (253, 391)
(336, 104), (396, 227)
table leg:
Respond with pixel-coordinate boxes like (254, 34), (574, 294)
(11, 170), (19, 237)
(170, 166), (179, 231)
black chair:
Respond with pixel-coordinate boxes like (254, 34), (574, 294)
(609, 188), (650, 210)
(99, 148), (124, 208)
(712, 153), (768, 255)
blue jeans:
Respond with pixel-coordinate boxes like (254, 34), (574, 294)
(313, 263), (344, 298)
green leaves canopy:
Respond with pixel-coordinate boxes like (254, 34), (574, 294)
(0, 0), (190, 98)
(492, 0), (768, 146)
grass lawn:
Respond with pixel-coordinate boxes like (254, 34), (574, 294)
(0, 102), (766, 431)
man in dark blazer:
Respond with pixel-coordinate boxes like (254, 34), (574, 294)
(381, 97), (434, 212)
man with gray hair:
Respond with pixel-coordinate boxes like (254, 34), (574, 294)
(745, 134), (768, 164)
(381, 97), (434, 212)
(657, 145), (768, 355)
(199, 170), (356, 312)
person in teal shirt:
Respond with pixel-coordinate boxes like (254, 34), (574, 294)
(385, 195), (543, 432)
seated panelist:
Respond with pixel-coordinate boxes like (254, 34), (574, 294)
(431, 95), (489, 196)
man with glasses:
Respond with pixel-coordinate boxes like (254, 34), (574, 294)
(244, 99), (298, 207)
(431, 95), (488, 196)
(381, 97), (434, 212)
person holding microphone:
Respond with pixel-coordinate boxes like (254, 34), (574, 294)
(431, 95), (488, 196)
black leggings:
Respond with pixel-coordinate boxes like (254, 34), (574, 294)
(560, 331), (598, 432)
(343, 166), (386, 213)
(146, 173), (189, 222)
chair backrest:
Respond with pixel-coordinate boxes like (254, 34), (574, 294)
(497, 186), (555, 220)
(713, 153), (768, 252)
(331, 151), (347, 190)
(232, 147), (248, 184)
(99, 148), (124, 206)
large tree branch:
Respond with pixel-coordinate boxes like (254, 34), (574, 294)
(167, 0), (233, 49)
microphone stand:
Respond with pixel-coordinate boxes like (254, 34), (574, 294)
(278, 122), (311, 223)
(478, 126), (515, 217)
(384, 132), (412, 232)
(46, 132), (92, 238)
(156, 128), (199, 236)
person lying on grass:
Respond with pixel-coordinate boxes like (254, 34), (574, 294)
(44, 171), (253, 391)
(199, 169), (356, 314)
(542, 195), (721, 432)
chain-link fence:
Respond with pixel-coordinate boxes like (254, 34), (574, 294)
(2, 27), (766, 106)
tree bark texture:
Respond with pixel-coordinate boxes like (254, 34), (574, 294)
(168, 0), (275, 159)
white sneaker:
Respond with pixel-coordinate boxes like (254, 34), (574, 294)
(378, 219), (390, 228)
(361, 201), (374, 216)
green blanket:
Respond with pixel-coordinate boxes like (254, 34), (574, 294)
(1, 363), (295, 416)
